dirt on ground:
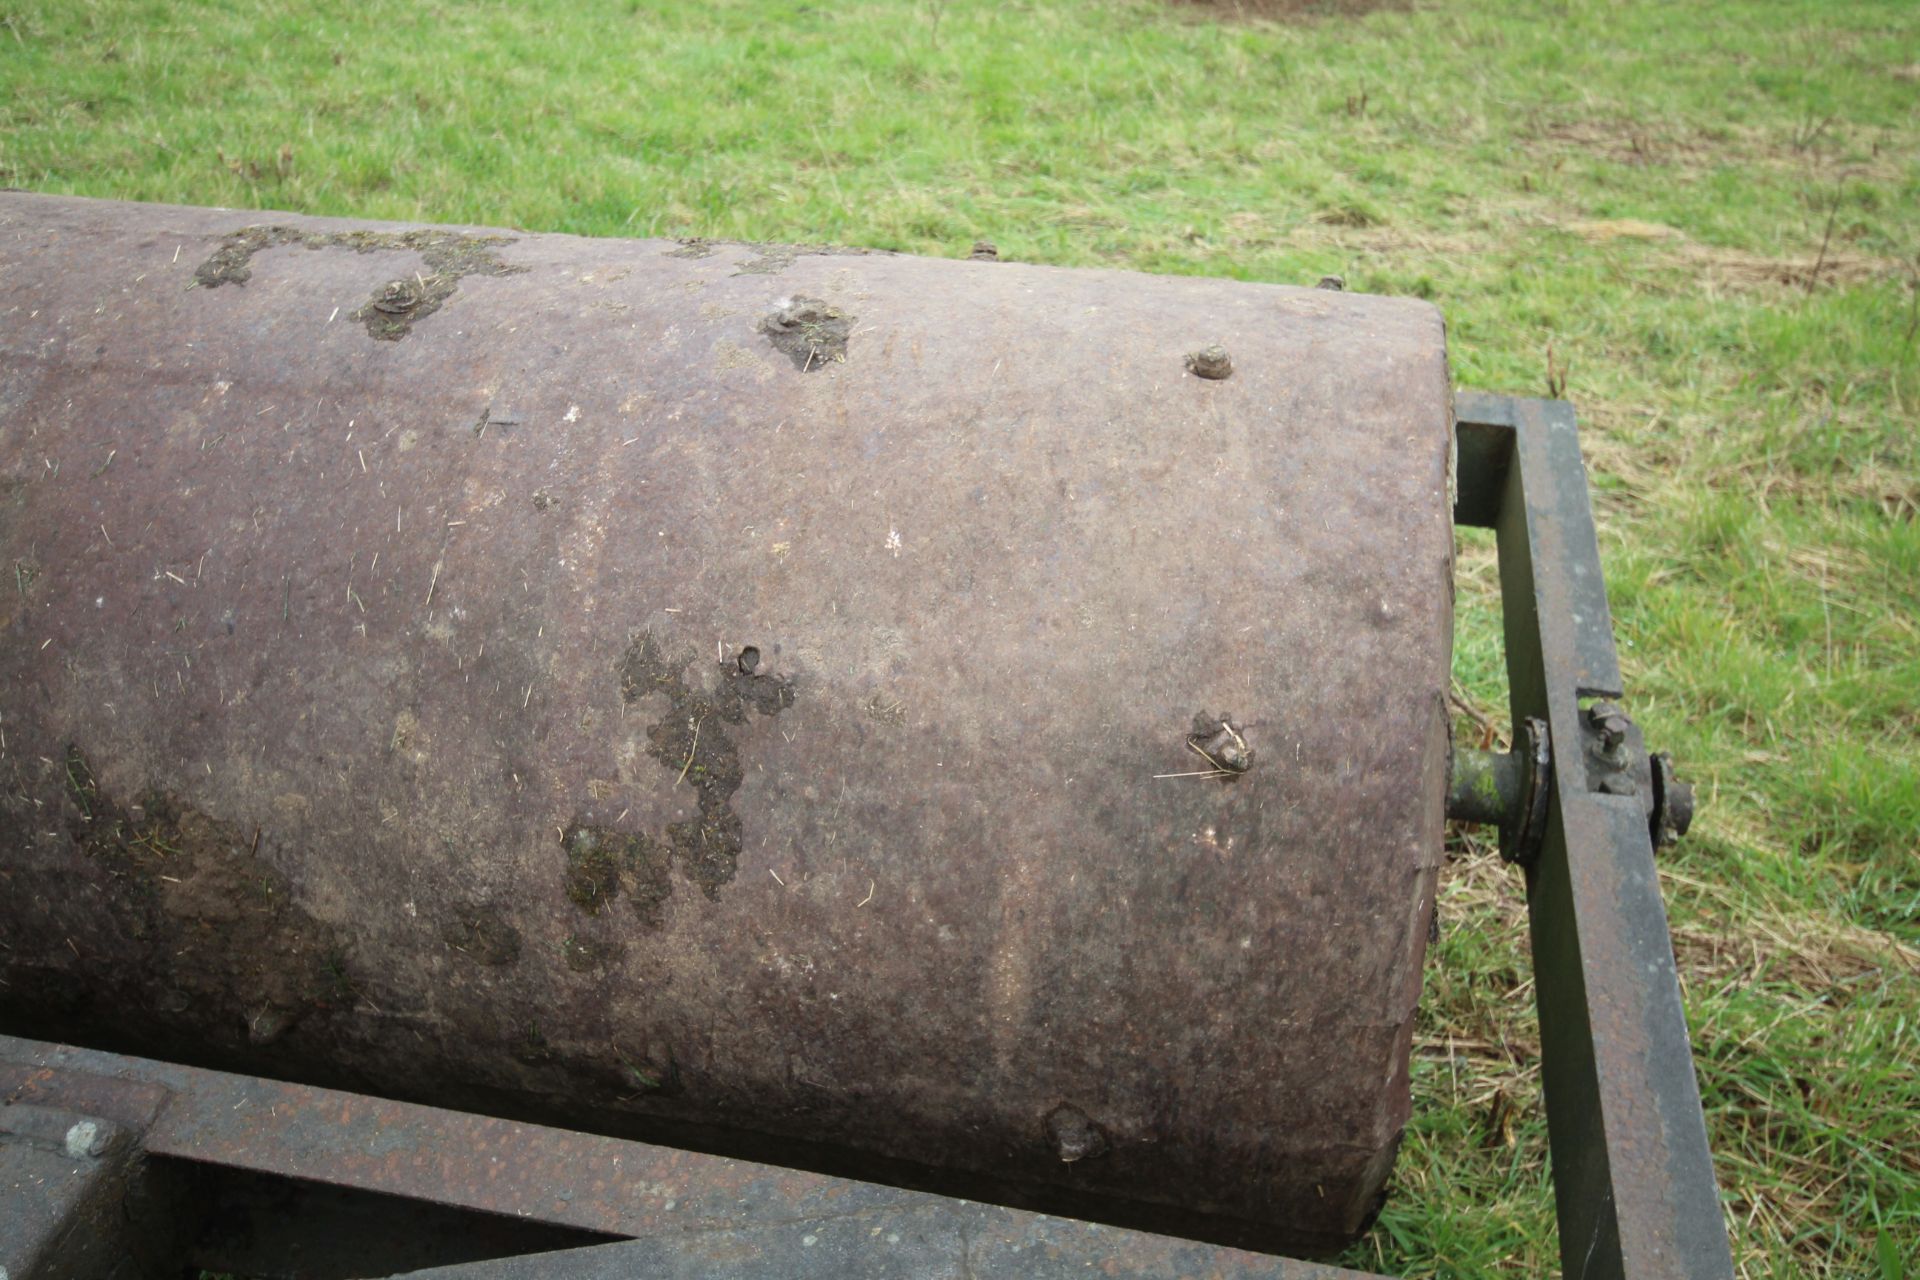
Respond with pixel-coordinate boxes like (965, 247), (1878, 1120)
(1167, 0), (1405, 21)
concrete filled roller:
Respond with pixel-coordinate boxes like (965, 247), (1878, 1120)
(0, 193), (1454, 1251)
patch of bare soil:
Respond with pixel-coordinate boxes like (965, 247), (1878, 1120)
(1678, 241), (1904, 292)
(1670, 915), (1919, 1000)
(1566, 218), (1684, 242)
(1526, 114), (1907, 185)
(1167, 0), (1406, 22)
(1556, 217), (1906, 294)
(1531, 117), (1715, 168)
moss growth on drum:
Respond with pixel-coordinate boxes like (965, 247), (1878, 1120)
(729, 242), (887, 276)
(60, 743), (353, 1046)
(612, 1042), (681, 1097)
(442, 905), (522, 966)
(349, 231), (526, 339)
(561, 822), (677, 925)
(515, 1019), (555, 1065)
(758, 295), (853, 371)
(562, 933), (624, 972)
(319, 947), (360, 1003)
(618, 832), (675, 925)
(668, 810), (746, 900)
(63, 743), (99, 817)
(191, 225), (303, 287)
(191, 223), (527, 339)
(614, 631), (794, 900)
(562, 824), (623, 914)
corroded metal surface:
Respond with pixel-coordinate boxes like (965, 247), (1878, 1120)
(0, 1034), (922, 1240)
(1, 1033), (1369, 1278)
(0, 193), (1454, 1249)
(403, 1208), (1371, 1280)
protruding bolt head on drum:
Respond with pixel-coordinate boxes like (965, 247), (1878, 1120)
(1185, 345), (1233, 380)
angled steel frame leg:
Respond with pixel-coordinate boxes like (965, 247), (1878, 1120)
(1455, 392), (1734, 1280)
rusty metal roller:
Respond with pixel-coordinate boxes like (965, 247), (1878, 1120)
(0, 194), (1453, 1251)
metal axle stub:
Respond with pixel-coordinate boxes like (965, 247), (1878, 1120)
(1444, 717), (1552, 864)
(1447, 702), (1698, 865)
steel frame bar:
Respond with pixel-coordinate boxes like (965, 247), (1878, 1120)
(0, 392), (1731, 1279)
(0, 1034), (1361, 1279)
(1456, 392), (1734, 1280)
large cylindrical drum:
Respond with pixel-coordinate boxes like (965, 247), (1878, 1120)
(0, 194), (1453, 1249)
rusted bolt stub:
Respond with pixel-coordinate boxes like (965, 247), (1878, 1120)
(759, 295), (852, 371)
(1585, 700), (1632, 753)
(64, 1120), (109, 1159)
(247, 1005), (299, 1046)
(1190, 716), (1253, 773)
(1045, 1103), (1108, 1163)
(1651, 753), (1694, 847)
(1185, 344), (1233, 380)
(372, 279), (421, 314)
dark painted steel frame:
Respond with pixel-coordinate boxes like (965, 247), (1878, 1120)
(0, 1034), (1363, 1280)
(1, 393), (1731, 1279)
(1456, 392), (1733, 1280)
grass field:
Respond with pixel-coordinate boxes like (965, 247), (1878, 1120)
(4, 0), (1917, 1274)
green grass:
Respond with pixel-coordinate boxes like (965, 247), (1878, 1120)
(5, 0), (1917, 1273)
